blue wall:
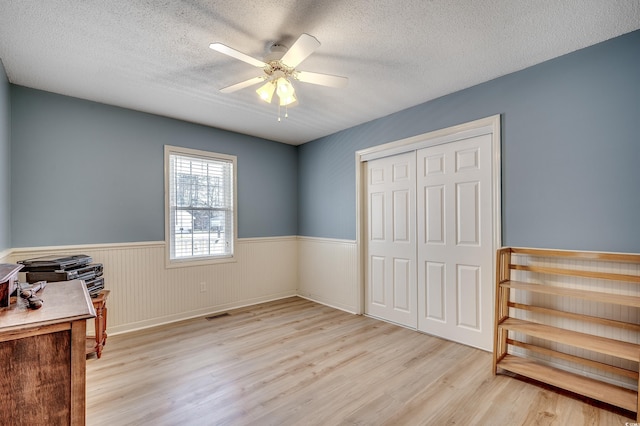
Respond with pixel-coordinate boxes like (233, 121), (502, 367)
(299, 30), (640, 253)
(0, 60), (10, 252)
(6, 30), (640, 253)
(10, 87), (298, 247)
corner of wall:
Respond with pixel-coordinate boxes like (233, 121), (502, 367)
(0, 58), (11, 252)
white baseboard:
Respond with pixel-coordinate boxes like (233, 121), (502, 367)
(108, 291), (297, 335)
(297, 294), (358, 315)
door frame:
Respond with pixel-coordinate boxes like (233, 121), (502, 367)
(355, 114), (502, 318)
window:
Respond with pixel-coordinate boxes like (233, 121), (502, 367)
(165, 145), (236, 265)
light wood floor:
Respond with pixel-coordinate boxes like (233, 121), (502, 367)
(86, 297), (635, 425)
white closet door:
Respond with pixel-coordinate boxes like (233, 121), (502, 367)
(366, 151), (417, 328)
(416, 134), (493, 350)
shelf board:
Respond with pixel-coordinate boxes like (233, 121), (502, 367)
(509, 264), (640, 283)
(508, 247), (640, 264)
(499, 318), (640, 362)
(500, 280), (640, 307)
(507, 338), (639, 380)
(497, 354), (637, 412)
(508, 301), (640, 332)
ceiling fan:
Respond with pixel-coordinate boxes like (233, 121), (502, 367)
(209, 34), (348, 117)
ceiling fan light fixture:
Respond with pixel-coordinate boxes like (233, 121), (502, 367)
(278, 89), (297, 107)
(276, 77), (294, 97)
(275, 78), (296, 106)
(256, 80), (275, 103)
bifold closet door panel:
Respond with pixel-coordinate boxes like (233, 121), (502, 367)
(416, 134), (494, 351)
(366, 151), (417, 328)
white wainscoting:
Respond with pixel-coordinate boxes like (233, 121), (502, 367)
(4, 236), (360, 335)
(297, 236), (359, 313)
(0, 249), (11, 264)
(8, 237), (298, 334)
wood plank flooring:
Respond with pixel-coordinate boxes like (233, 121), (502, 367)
(86, 297), (635, 425)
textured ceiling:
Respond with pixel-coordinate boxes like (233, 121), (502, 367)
(0, 1), (639, 145)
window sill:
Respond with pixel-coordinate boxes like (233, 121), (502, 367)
(165, 255), (237, 269)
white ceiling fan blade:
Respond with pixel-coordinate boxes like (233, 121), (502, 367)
(296, 71), (348, 88)
(280, 33), (320, 68)
(220, 76), (265, 93)
(209, 43), (266, 68)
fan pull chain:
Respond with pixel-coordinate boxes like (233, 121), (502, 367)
(276, 105), (290, 122)
(285, 106), (289, 118)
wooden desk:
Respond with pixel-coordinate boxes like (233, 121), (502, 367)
(0, 263), (22, 307)
(86, 289), (110, 358)
(0, 280), (95, 425)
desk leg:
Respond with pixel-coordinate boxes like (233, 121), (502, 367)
(86, 290), (110, 359)
(95, 303), (104, 359)
(99, 304), (108, 357)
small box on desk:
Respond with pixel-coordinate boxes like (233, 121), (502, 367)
(0, 264), (23, 307)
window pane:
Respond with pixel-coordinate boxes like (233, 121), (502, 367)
(167, 149), (235, 261)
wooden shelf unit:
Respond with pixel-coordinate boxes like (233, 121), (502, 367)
(493, 247), (640, 419)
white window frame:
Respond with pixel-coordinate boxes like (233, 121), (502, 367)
(164, 145), (237, 268)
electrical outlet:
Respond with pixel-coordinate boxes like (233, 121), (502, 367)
(200, 282), (206, 292)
